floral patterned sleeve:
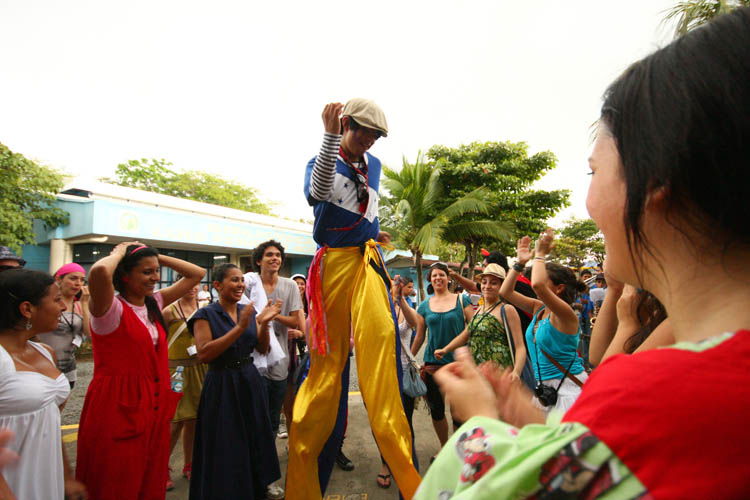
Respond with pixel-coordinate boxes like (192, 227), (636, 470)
(414, 412), (647, 499)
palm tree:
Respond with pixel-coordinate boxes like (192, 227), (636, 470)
(663, 0), (749, 37)
(380, 153), (511, 300)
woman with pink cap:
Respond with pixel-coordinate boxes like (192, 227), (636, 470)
(37, 262), (91, 389)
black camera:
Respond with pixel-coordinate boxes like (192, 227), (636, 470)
(534, 383), (558, 407)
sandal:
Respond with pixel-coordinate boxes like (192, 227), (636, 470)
(182, 462), (192, 480)
(376, 473), (392, 489)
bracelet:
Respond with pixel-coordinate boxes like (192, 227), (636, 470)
(512, 262), (524, 272)
(534, 256), (546, 262)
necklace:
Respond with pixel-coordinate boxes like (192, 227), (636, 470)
(481, 298), (500, 314)
(59, 298), (77, 332)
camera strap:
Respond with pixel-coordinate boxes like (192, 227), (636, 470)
(531, 306), (546, 385)
(532, 306), (583, 390)
(540, 349), (584, 388)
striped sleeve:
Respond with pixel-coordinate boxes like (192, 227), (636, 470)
(308, 132), (342, 201)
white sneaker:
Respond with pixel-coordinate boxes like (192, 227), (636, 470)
(277, 422), (288, 439)
(267, 483), (285, 499)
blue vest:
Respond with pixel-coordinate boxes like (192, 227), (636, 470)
(303, 153), (381, 248)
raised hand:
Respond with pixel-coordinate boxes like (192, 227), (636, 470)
(516, 236), (534, 265)
(535, 228), (555, 257)
(111, 241), (142, 258)
(615, 285), (641, 328)
(602, 259), (624, 295)
(322, 102), (344, 135)
(79, 285), (90, 304)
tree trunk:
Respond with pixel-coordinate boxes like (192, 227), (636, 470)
(467, 241), (477, 280)
(462, 242), (472, 278)
(414, 249), (426, 303)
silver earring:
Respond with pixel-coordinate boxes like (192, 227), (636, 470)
(25, 320), (32, 330)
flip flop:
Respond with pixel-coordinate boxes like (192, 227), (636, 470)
(376, 473), (392, 489)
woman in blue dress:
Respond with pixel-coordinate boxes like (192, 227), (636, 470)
(188, 263), (281, 499)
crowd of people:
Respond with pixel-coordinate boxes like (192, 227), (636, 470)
(1, 7), (750, 499)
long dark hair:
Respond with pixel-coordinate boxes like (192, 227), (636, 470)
(426, 262), (450, 295)
(545, 263), (587, 305)
(114, 244), (167, 333)
(600, 7), (750, 279)
(0, 269), (55, 330)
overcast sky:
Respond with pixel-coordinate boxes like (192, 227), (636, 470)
(1, 0), (677, 225)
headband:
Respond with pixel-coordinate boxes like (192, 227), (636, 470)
(129, 245), (148, 255)
(54, 262), (86, 277)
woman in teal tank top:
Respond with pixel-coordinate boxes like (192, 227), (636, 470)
(411, 263), (474, 451)
(500, 230), (589, 413)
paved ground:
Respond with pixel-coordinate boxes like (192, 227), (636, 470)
(63, 349), (446, 499)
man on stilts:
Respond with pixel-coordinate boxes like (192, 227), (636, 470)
(287, 99), (421, 499)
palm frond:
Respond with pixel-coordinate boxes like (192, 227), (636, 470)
(442, 219), (514, 242)
(439, 188), (491, 220)
(413, 219), (445, 254)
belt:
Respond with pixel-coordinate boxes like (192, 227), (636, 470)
(209, 355), (253, 371)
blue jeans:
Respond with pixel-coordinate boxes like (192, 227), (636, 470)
(263, 376), (288, 433)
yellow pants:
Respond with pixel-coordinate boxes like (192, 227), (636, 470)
(287, 242), (421, 499)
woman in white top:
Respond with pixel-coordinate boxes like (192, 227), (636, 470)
(0, 268), (87, 500)
(37, 262), (91, 389)
(375, 275), (419, 489)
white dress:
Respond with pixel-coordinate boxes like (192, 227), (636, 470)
(0, 341), (70, 500)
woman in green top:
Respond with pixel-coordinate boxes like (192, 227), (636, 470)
(434, 264), (526, 381)
(162, 281), (207, 488)
(412, 263), (473, 450)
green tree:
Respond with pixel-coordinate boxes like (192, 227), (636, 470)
(101, 158), (272, 215)
(663, 0), (749, 37)
(380, 153), (510, 299)
(550, 217), (605, 269)
(0, 143), (69, 253)
(427, 141), (569, 272)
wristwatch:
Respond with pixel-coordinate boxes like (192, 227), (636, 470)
(512, 262), (524, 272)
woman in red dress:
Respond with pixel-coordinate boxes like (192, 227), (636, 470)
(75, 242), (205, 500)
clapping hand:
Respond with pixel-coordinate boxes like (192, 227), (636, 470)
(433, 348), (499, 423)
(479, 363), (545, 428)
(257, 299), (283, 325)
(238, 301), (256, 329)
